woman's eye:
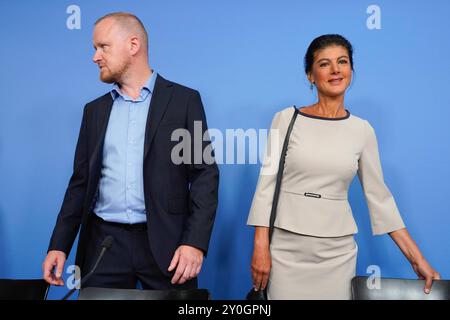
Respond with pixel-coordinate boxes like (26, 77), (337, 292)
(339, 60), (348, 64)
(320, 63), (328, 67)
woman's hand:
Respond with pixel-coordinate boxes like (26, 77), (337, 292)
(389, 228), (440, 294)
(410, 257), (441, 294)
(251, 226), (271, 291)
(251, 245), (271, 291)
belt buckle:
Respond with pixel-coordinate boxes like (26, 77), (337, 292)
(304, 192), (321, 198)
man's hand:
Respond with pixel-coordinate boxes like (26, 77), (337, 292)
(168, 245), (204, 284)
(42, 250), (67, 286)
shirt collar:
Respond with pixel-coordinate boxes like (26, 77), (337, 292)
(110, 71), (157, 101)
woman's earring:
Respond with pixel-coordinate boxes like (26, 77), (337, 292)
(310, 82), (314, 90)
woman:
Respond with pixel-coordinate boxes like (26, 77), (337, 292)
(247, 34), (440, 299)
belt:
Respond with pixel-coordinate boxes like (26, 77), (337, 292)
(91, 213), (147, 231)
(282, 189), (348, 200)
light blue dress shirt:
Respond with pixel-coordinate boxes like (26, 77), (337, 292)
(94, 72), (157, 224)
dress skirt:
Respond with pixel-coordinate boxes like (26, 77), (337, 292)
(267, 227), (357, 300)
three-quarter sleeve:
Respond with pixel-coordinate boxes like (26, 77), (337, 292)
(247, 111), (288, 227)
(357, 120), (406, 235)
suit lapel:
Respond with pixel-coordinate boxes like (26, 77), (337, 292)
(144, 74), (174, 159)
(89, 93), (113, 171)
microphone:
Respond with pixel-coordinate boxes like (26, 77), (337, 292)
(61, 235), (114, 300)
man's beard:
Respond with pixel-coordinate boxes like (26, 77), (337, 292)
(99, 61), (130, 84)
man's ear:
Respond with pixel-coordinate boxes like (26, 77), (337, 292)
(129, 36), (140, 56)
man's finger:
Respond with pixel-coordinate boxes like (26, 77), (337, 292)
(168, 250), (180, 272)
(56, 257), (64, 279)
(43, 262), (51, 280)
(171, 261), (187, 284)
(179, 264), (192, 284)
(43, 259), (55, 283)
(52, 275), (64, 286)
(50, 274), (58, 285)
(189, 262), (197, 279)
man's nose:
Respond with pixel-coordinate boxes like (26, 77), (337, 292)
(92, 50), (101, 63)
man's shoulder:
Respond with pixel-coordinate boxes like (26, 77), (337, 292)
(158, 75), (199, 97)
(80, 92), (113, 115)
(83, 74), (201, 110)
(85, 92), (112, 107)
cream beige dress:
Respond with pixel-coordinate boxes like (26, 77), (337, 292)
(247, 107), (405, 300)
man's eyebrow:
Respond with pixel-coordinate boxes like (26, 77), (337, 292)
(93, 42), (108, 49)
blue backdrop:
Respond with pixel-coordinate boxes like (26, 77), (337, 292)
(0, 0), (448, 300)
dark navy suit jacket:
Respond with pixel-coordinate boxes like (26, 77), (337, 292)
(48, 74), (219, 276)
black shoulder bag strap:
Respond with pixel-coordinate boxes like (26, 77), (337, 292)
(268, 106), (299, 242)
(246, 106), (299, 301)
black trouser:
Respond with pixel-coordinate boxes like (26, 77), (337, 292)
(81, 213), (197, 290)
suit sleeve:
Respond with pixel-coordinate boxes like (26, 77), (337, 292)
(357, 120), (406, 235)
(48, 105), (89, 255)
(247, 111), (287, 227)
(181, 91), (219, 255)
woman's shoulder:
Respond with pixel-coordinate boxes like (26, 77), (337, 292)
(278, 105), (298, 116)
(346, 113), (379, 143)
(348, 113), (375, 129)
(267, 106), (298, 127)
(348, 112), (367, 124)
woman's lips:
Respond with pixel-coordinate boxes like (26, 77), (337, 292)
(328, 78), (343, 85)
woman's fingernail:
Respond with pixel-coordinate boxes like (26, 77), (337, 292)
(425, 289), (430, 294)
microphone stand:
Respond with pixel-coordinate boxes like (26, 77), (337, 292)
(61, 236), (114, 300)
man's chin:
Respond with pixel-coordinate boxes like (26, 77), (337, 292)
(100, 75), (115, 84)
(99, 72), (116, 84)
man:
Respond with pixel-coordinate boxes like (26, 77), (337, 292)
(42, 12), (219, 290)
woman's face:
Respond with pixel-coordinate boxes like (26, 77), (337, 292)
(308, 45), (352, 98)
